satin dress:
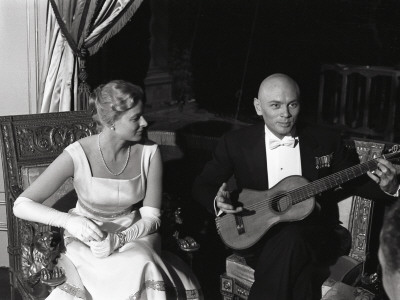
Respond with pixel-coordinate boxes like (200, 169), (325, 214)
(46, 141), (202, 300)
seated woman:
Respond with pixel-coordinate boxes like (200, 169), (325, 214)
(13, 80), (203, 300)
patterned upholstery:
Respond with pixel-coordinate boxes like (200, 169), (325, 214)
(21, 166), (76, 209)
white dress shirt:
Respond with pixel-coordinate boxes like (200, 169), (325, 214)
(265, 125), (302, 188)
(214, 126), (303, 216)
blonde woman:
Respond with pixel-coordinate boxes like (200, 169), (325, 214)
(14, 80), (202, 300)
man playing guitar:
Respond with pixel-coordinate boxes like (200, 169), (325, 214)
(192, 73), (400, 300)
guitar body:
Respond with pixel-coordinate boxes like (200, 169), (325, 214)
(216, 175), (315, 250)
(215, 151), (400, 250)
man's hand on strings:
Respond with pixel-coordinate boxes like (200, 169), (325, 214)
(367, 158), (399, 195)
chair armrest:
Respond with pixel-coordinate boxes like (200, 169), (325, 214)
(18, 217), (65, 297)
(10, 184), (23, 201)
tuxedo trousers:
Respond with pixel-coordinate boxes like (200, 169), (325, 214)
(237, 217), (348, 300)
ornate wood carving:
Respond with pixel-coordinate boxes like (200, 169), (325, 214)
(1, 123), (18, 190)
(348, 140), (384, 262)
(16, 123), (96, 159)
(18, 220), (64, 298)
(0, 111), (95, 300)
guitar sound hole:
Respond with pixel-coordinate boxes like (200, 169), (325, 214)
(270, 195), (291, 213)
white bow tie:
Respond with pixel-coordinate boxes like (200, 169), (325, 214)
(269, 136), (297, 150)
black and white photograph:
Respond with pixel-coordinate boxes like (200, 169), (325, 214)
(0, 1), (400, 300)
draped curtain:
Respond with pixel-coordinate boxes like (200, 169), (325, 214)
(40, 0), (144, 113)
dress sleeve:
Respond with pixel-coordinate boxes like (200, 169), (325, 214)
(63, 141), (87, 181)
(140, 143), (158, 192)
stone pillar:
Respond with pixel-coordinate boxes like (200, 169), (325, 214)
(144, 0), (172, 108)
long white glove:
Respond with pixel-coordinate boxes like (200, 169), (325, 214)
(89, 206), (161, 258)
(90, 233), (120, 258)
(13, 196), (104, 242)
(123, 206), (161, 242)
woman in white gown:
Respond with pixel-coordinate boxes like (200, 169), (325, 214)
(13, 80), (203, 300)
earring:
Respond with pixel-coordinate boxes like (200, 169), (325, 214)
(111, 124), (115, 130)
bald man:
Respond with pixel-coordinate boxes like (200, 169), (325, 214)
(192, 74), (399, 300)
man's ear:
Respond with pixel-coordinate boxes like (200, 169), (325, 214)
(253, 98), (262, 116)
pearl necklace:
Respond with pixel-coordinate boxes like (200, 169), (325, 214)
(98, 133), (131, 176)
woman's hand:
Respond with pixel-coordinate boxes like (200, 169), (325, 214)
(90, 233), (120, 258)
(64, 215), (104, 243)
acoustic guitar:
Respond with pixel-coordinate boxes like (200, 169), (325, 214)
(215, 151), (400, 250)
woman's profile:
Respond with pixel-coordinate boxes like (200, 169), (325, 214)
(13, 80), (203, 299)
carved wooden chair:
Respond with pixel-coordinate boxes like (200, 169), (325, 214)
(0, 112), (94, 300)
(220, 138), (399, 300)
(0, 111), (211, 300)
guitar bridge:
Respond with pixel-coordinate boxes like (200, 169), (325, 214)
(234, 215), (245, 235)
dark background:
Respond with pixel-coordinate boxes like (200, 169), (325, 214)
(87, 0), (400, 123)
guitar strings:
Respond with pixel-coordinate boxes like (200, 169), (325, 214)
(217, 153), (399, 227)
(241, 159), (378, 210)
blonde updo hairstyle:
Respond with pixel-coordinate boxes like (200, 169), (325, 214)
(89, 80), (144, 131)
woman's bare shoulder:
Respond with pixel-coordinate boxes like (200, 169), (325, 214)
(77, 135), (98, 155)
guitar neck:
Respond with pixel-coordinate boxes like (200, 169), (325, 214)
(292, 153), (397, 205)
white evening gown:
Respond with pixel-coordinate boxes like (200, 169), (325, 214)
(46, 141), (203, 300)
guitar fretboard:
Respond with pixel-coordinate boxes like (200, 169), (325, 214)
(288, 152), (398, 205)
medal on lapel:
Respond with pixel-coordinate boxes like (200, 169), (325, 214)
(315, 153), (333, 169)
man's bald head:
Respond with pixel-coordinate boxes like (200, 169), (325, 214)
(258, 74), (300, 100)
(254, 73), (301, 139)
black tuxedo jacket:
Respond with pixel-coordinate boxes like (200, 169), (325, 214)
(192, 123), (392, 223)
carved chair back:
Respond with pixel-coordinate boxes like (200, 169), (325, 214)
(0, 111), (96, 299)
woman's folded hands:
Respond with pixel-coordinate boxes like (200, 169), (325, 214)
(90, 233), (121, 258)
